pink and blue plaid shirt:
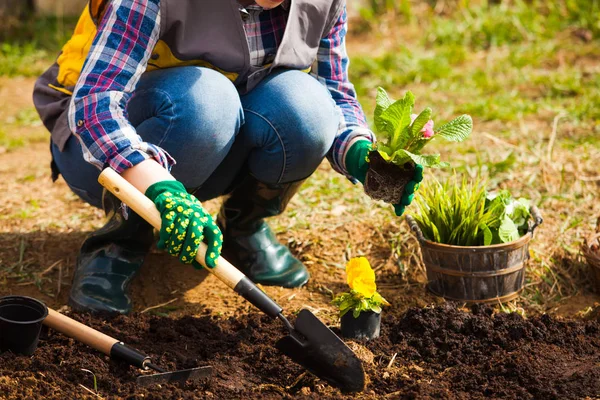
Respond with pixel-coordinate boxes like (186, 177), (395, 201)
(69, 0), (374, 180)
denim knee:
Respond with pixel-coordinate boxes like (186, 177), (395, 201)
(242, 70), (339, 183)
(129, 67), (245, 188)
(177, 68), (243, 147)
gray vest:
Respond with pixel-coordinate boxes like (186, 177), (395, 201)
(158, 0), (344, 92)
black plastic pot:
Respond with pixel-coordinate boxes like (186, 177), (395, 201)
(340, 310), (381, 340)
(0, 296), (48, 355)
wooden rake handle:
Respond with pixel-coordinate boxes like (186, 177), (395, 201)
(43, 308), (151, 369)
(97, 168), (283, 318)
(44, 308), (118, 355)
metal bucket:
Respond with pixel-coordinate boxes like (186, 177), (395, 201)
(406, 207), (543, 303)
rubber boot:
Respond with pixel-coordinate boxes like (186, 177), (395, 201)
(69, 190), (154, 314)
(218, 176), (310, 288)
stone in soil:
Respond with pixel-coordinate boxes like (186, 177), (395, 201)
(364, 151), (415, 204)
(0, 304), (598, 399)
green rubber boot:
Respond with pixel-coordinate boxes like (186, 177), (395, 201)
(218, 175), (310, 288)
(69, 190), (154, 314)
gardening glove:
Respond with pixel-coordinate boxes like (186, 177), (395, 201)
(346, 140), (424, 217)
(145, 180), (222, 269)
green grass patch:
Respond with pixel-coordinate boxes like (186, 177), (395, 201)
(426, 0), (600, 49)
(0, 16), (78, 77)
(351, 0), (599, 125)
(0, 107), (48, 150)
(0, 127), (48, 151)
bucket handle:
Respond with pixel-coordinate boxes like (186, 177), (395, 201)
(405, 214), (426, 244)
(528, 206), (543, 236)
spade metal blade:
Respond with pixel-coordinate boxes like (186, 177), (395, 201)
(276, 309), (365, 393)
(136, 366), (213, 387)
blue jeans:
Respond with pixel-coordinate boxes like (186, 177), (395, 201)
(52, 67), (339, 208)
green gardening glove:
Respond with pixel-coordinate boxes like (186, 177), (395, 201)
(346, 140), (424, 217)
(145, 180), (222, 269)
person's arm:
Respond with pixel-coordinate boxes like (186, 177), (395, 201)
(310, 6), (376, 183)
(69, 0), (222, 265)
(68, 0), (175, 193)
(311, 7), (423, 216)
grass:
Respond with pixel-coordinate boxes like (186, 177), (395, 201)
(0, 0), (598, 316)
(351, 1), (600, 127)
(0, 16), (78, 77)
(0, 107), (47, 151)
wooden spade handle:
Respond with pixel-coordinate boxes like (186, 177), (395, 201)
(98, 168), (283, 318)
(98, 168), (245, 289)
(44, 308), (118, 355)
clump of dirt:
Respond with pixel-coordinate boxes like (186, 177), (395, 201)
(0, 304), (599, 399)
(364, 151), (415, 204)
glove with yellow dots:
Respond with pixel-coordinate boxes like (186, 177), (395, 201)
(145, 180), (222, 269)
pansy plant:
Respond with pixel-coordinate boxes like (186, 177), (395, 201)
(332, 257), (390, 318)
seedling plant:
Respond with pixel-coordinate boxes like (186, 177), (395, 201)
(409, 175), (532, 246)
(332, 257), (389, 318)
(373, 87), (473, 169)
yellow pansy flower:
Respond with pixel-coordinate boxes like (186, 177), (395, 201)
(346, 257), (376, 298)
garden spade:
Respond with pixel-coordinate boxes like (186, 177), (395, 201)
(98, 168), (366, 393)
(43, 308), (213, 386)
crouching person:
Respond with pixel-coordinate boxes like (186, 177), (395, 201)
(33, 0), (419, 314)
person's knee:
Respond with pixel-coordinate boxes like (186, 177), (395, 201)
(131, 67), (244, 152)
(181, 68), (244, 147)
(269, 71), (338, 158)
(283, 74), (338, 164)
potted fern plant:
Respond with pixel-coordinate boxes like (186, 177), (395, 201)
(332, 257), (389, 340)
(365, 88), (473, 204)
(406, 176), (543, 302)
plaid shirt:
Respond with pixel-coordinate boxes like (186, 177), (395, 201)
(69, 0), (374, 180)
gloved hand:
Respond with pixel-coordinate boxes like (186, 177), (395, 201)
(346, 140), (424, 216)
(145, 180), (222, 268)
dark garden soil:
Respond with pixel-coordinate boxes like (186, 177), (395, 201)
(364, 151), (416, 204)
(1, 304), (599, 400)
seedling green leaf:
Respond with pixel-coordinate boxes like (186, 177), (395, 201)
(379, 91), (415, 149)
(373, 87), (473, 168)
(479, 222), (493, 246)
(499, 215), (520, 243)
(434, 115), (473, 142)
(374, 87), (393, 133)
(379, 149), (449, 169)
